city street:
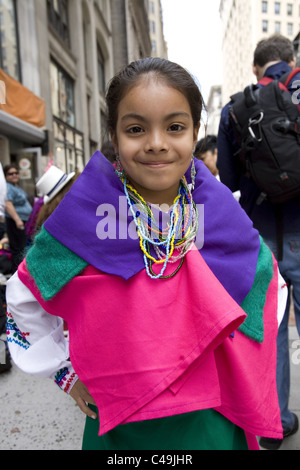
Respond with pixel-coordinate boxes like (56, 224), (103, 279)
(0, 326), (299, 451)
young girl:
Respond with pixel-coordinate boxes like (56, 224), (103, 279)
(6, 58), (286, 450)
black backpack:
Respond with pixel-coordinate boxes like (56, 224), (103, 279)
(229, 68), (300, 204)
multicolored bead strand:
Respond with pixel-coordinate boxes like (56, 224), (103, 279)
(120, 174), (199, 279)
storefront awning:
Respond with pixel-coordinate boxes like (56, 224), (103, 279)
(0, 110), (46, 144)
(0, 68), (45, 128)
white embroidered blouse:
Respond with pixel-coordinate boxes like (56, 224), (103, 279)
(5, 268), (287, 396)
(6, 271), (78, 393)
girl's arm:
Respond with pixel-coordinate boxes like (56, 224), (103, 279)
(6, 271), (77, 392)
(6, 272), (97, 418)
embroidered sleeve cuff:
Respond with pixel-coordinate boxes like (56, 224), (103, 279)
(53, 365), (78, 394)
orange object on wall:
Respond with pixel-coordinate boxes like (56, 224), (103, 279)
(0, 68), (45, 128)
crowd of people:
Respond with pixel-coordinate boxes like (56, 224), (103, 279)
(1, 33), (300, 451)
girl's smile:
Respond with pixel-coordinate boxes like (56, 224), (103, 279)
(112, 76), (199, 206)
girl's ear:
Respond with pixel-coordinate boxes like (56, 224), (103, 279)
(193, 123), (200, 147)
(110, 131), (118, 154)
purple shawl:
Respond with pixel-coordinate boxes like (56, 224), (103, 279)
(44, 152), (260, 304)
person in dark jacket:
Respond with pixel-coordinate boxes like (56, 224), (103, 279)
(217, 34), (300, 450)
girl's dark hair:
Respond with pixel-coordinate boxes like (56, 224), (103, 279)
(106, 57), (204, 135)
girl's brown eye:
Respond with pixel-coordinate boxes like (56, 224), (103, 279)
(127, 126), (143, 134)
(169, 124), (184, 132)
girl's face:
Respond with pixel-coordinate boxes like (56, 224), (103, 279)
(111, 77), (200, 206)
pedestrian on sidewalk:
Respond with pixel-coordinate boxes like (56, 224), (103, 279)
(4, 164), (32, 273)
(217, 34), (300, 449)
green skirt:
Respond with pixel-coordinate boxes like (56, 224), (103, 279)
(82, 406), (249, 450)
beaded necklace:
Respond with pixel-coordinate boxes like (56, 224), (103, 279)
(121, 175), (199, 279)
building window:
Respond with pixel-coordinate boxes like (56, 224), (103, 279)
(275, 21), (281, 33)
(274, 2), (280, 14)
(262, 20), (268, 32)
(50, 59), (75, 127)
(0, 0), (21, 81)
(150, 20), (155, 34)
(287, 23), (293, 36)
(97, 43), (106, 94)
(150, 1), (155, 14)
(47, 0), (70, 48)
(262, 1), (268, 13)
(287, 3), (293, 15)
(53, 117), (85, 173)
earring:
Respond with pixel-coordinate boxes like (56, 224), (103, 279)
(115, 154), (125, 178)
(190, 157), (196, 191)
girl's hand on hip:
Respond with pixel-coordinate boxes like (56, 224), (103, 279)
(69, 379), (97, 419)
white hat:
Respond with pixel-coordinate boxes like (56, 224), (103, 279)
(36, 166), (75, 204)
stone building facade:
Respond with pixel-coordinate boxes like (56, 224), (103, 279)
(220, 0), (300, 104)
(0, 0), (158, 197)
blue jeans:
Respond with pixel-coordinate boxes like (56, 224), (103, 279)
(264, 233), (300, 431)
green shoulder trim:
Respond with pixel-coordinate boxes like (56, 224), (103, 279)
(26, 226), (88, 301)
(238, 237), (274, 343)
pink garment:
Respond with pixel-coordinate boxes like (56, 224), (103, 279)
(18, 248), (282, 441)
(215, 257), (282, 439)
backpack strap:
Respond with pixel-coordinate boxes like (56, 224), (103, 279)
(281, 67), (300, 87)
(258, 69), (300, 88)
(259, 75), (288, 92)
(281, 68), (300, 112)
(258, 77), (273, 86)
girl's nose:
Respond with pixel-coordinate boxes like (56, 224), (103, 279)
(145, 131), (168, 153)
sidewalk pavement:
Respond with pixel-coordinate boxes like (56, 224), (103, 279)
(0, 327), (299, 450)
(0, 359), (85, 450)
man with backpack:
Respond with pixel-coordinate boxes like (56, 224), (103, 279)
(217, 34), (300, 450)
